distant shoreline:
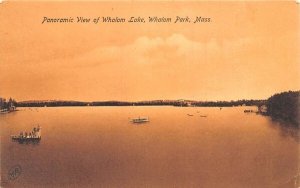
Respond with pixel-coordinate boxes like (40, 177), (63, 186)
(2, 90), (299, 127)
(16, 99), (266, 108)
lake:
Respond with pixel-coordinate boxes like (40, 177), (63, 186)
(1, 106), (299, 187)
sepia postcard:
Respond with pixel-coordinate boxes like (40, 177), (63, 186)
(0, 1), (299, 188)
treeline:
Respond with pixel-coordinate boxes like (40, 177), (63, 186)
(18, 100), (174, 107)
(17, 99), (266, 107)
(91, 101), (132, 106)
(266, 91), (299, 126)
(91, 100), (177, 106)
(17, 101), (88, 107)
(193, 99), (266, 107)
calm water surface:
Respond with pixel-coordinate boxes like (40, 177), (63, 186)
(1, 106), (299, 188)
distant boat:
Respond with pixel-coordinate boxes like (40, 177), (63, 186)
(187, 114), (193, 116)
(0, 109), (9, 114)
(244, 110), (254, 113)
(11, 126), (41, 142)
(131, 117), (149, 123)
(0, 106), (17, 114)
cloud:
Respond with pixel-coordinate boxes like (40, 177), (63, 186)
(62, 33), (252, 68)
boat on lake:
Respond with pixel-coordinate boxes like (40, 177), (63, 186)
(131, 117), (149, 123)
(0, 109), (9, 114)
(0, 107), (17, 114)
(11, 126), (41, 142)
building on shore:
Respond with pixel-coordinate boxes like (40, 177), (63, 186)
(0, 97), (17, 113)
(258, 105), (267, 114)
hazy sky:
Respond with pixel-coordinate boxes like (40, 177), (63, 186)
(0, 2), (299, 101)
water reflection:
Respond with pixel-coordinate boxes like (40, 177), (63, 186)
(12, 139), (41, 145)
(268, 117), (299, 143)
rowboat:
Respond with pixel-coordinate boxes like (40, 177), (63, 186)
(131, 117), (149, 123)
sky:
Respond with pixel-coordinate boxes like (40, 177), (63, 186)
(0, 1), (299, 101)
